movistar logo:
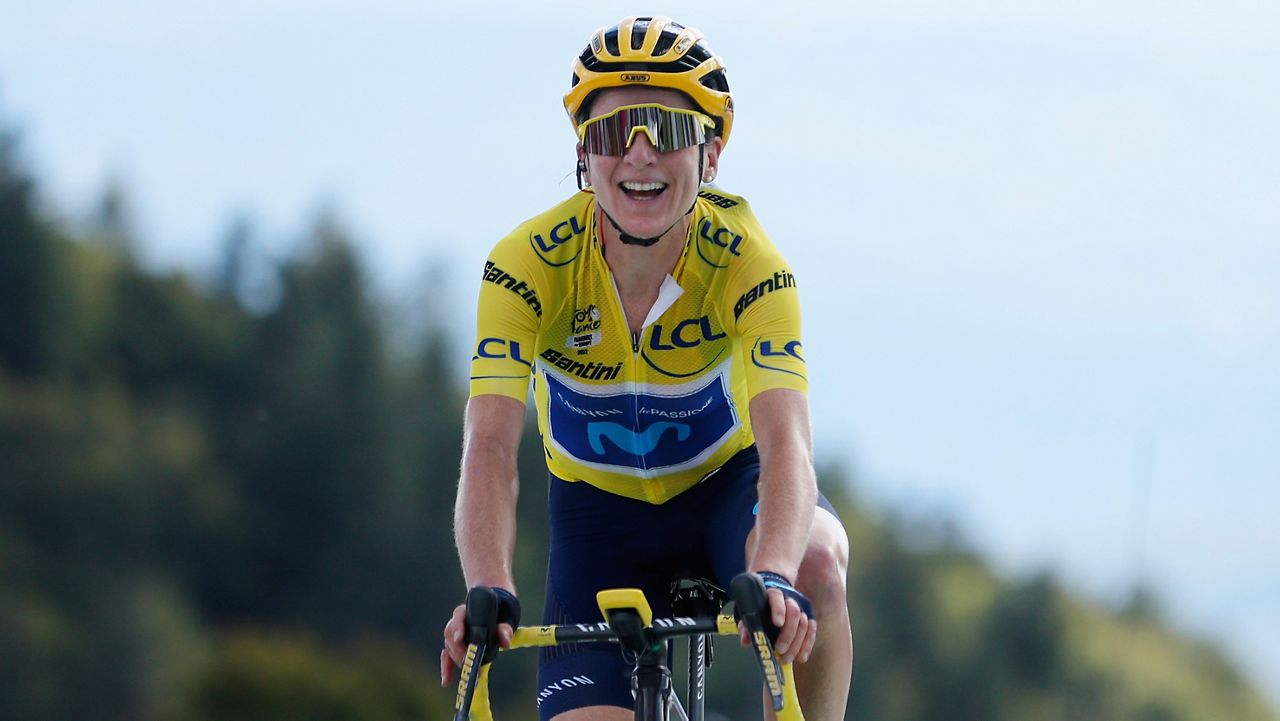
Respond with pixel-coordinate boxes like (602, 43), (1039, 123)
(542, 370), (737, 474)
(588, 421), (690, 455)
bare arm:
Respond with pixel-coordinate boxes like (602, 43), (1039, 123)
(747, 387), (817, 579)
(442, 393), (526, 685)
(741, 388), (820, 664)
(454, 393), (526, 590)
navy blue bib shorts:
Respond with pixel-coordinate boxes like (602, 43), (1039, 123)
(534, 444), (838, 718)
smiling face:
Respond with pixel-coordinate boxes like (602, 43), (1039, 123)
(580, 87), (722, 243)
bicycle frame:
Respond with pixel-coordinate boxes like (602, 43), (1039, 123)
(454, 575), (804, 721)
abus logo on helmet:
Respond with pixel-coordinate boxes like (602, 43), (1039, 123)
(620, 73), (650, 83)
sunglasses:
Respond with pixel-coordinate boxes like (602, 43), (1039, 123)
(579, 103), (716, 156)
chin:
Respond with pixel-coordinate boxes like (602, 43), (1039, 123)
(606, 199), (686, 238)
(619, 215), (679, 240)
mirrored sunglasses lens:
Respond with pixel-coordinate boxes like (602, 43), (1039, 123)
(583, 107), (706, 156)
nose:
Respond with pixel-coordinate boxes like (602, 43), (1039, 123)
(623, 130), (660, 165)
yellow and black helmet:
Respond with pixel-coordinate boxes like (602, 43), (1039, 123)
(565, 17), (734, 146)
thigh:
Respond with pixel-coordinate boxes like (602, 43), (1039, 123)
(552, 708), (633, 721)
(701, 445), (765, 588)
(702, 445), (844, 588)
(537, 478), (687, 718)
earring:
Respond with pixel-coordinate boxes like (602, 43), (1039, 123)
(576, 159), (590, 190)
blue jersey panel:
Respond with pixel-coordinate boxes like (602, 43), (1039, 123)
(544, 371), (738, 473)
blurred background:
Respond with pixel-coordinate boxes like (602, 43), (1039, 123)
(2, 1), (1277, 719)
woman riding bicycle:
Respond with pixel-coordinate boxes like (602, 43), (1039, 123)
(441, 16), (853, 720)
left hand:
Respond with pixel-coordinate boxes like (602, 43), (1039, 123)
(738, 574), (818, 664)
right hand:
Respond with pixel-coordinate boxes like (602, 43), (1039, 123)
(439, 588), (520, 686)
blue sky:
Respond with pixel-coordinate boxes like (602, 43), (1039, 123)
(3, 0), (1278, 704)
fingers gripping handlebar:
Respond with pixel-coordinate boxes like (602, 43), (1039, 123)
(452, 573), (803, 720)
(731, 573), (804, 717)
(453, 588), (497, 721)
(452, 586), (519, 721)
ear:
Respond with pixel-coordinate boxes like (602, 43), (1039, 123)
(702, 136), (724, 182)
(575, 144), (591, 190)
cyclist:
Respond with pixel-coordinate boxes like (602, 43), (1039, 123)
(441, 16), (852, 720)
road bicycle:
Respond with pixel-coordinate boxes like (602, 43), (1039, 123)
(453, 572), (804, 720)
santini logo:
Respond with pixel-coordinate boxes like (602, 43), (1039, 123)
(540, 348), (621, 381)
(733, 269), (796, 319)
(483, 261), (542, 317)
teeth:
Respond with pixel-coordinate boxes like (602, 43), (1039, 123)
(621, 181), (666, 192)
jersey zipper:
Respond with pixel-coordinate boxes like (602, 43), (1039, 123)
(602, 265), (647, 480)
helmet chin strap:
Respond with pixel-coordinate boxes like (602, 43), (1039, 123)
(602, 145), (706, 247)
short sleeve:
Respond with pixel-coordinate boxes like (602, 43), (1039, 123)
(468, 241), (544, 402)
(728, 261), (807, 398)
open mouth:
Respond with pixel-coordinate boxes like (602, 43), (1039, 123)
(620, 181), (668, 200)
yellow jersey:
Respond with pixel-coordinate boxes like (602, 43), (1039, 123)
(469, 188), (806, 504)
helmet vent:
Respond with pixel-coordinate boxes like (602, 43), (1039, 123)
(631, 18), (650, 50)
(653, 30), (677, 56)
(700, 68), (729, 93)
(604, 29), (620, 57)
